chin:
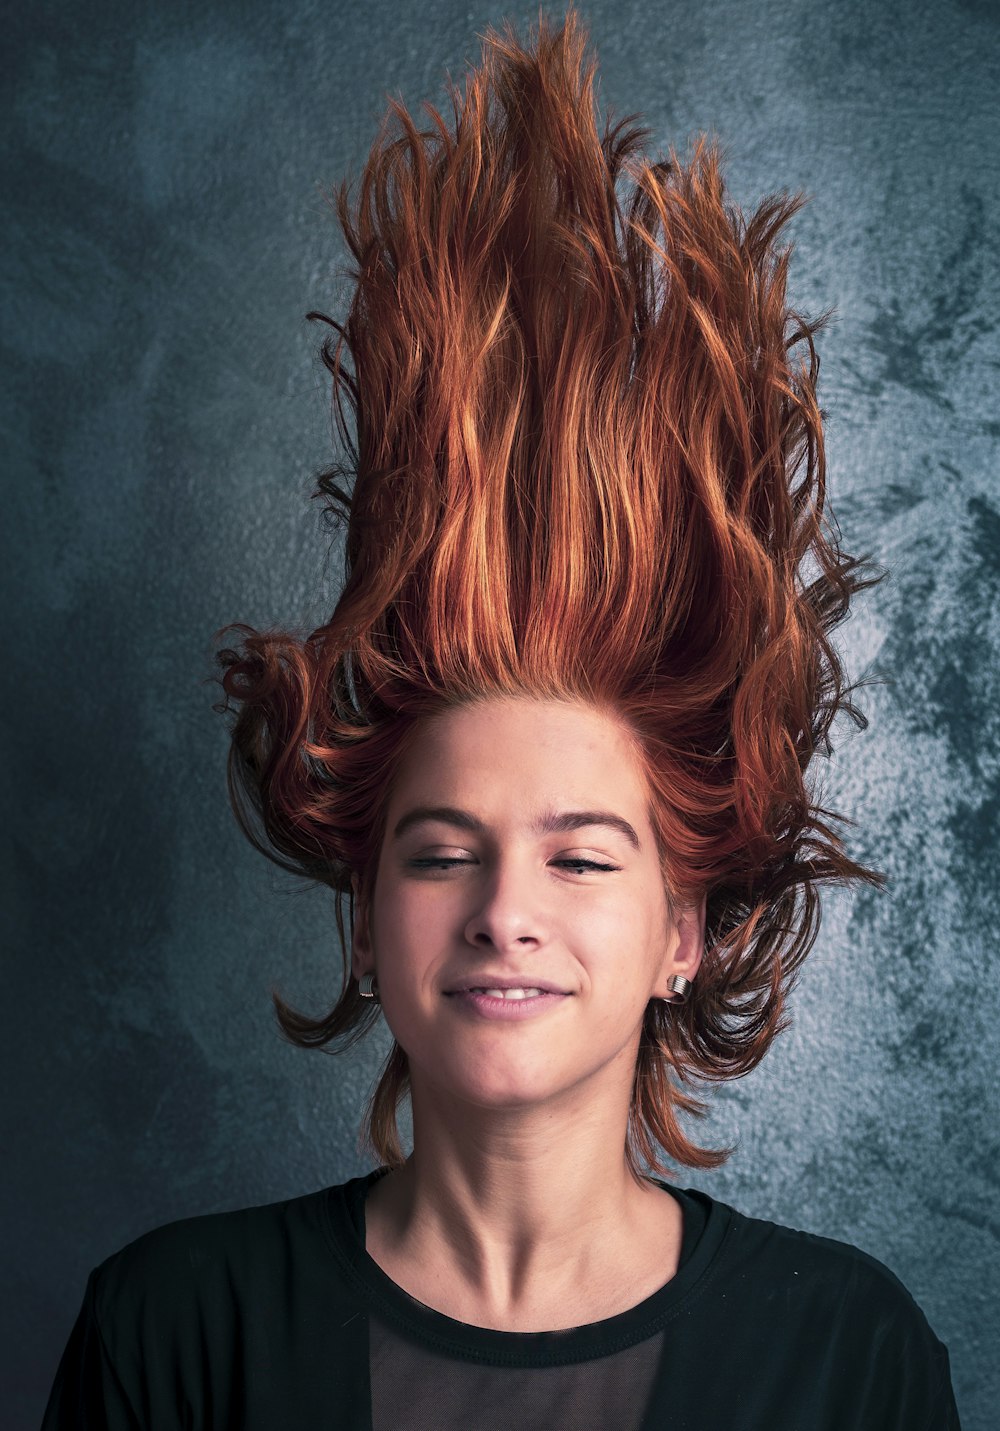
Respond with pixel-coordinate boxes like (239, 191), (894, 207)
(411, 1048), (565, 1109)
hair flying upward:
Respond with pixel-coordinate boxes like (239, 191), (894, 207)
(217, 3), (885, 1179)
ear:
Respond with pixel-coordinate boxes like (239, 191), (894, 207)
(653, 893), (706, 999)
(349, 871), (373, 982)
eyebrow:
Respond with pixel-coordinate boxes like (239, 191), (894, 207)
(391, 805), (641, 851)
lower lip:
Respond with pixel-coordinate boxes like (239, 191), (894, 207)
(445, 991), (570, 1020)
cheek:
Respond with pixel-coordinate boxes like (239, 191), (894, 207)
(368, 889), (450, 1002)
(377, 885), (451, 949)
(579, 898), (663, 959)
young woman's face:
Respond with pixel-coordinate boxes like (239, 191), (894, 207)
(351, 696), (704, 1114)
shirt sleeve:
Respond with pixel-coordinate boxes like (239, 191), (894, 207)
(921, 1340), (963, 1431)
(40, 1268), (142, 1431)
(871, 1281), (963, 1431)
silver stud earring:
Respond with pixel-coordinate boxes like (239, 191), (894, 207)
(358, 972), (380, 1002)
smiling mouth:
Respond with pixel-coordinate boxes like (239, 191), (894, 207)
(461, 987), (549, 1000)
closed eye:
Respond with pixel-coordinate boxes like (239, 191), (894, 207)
(407, 857), (620, 873)
(554, 859), (620, 874)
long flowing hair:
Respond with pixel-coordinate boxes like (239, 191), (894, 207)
(216, 3), (885, 1180)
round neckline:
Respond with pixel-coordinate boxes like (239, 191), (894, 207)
(321, 1166), (734, 1367)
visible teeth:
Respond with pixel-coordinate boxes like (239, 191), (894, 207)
(476, 987), (544, 1000)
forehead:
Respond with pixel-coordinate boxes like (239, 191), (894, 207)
(390, 696), (649, 811)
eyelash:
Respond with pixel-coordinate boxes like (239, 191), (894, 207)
(407, 857), (620, 874)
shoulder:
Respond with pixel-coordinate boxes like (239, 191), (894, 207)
(719, 1194), (927, 1304)
(45, 1183), (370, 1428)
(88, 1185), (332, 1353)
(671, 1190), (960, 1426)
(707, 1192), (950, 1361)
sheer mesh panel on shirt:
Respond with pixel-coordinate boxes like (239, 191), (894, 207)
(369, 1317), (666, 1431)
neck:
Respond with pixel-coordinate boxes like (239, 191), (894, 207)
(364, 1050), (678, 1326)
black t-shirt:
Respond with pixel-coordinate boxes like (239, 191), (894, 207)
(42, 1167), (961, 1429)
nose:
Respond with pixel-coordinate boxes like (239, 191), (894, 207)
(463, 855), (547, 953)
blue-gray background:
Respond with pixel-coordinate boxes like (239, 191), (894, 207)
(5, 1), (998, 1426)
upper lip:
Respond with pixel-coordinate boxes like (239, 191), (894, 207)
(445, 975), (570, 994)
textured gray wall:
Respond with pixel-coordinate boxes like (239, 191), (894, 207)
(5, 2), (997, 1426)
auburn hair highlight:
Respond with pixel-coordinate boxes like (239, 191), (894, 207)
(216, 3), (885, 1180)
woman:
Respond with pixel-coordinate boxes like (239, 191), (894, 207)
(43, 6), (961, 1427)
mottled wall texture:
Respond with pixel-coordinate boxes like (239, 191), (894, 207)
(5, 1), (997, 1426)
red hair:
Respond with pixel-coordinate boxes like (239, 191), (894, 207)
(216, 4), (885, 1179)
